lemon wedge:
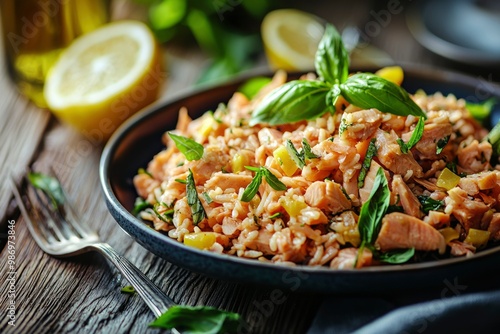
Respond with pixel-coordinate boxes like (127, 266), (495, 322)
(261, 9), (325, 71)
(44, 20), (163, 142)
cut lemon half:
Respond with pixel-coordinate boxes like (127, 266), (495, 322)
(44, 20), (163, 142)
(261, 9), (325, 71)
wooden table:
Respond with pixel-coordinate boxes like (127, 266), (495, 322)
(1, 2), (499, 333)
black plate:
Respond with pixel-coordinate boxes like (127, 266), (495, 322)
(100, 66), (500, 293)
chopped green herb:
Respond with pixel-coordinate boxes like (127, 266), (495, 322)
(466, 98), (497, 123)
(436, 135), (450, 154)
(357, 138), (377, 188)
(186, 169), (206, 225)
(417, 195), (444, 214)
(269, 212), (282, 220)
(446, 161), (458, 174)
(378, 248), (415, 264)
(241, 166), (287, 202)
(397, 117), (425, 154)
(132, 197), (152, 215)
(168, 132), (204, 161)
(202, 192), (213, 204)
(121, 285), (136, 295)
(387, 205), (404, 214)
(138, 168), (153, 178)
(176, 161), (185, 167)
(175, 179), (187, 184)
(28, 172), (65, 209)
(149, 305), (241, 333)
(285, 140), (305, 169)
(302, 138), (319, 159)
(338, 119), (352, 135)
(152, 203), (173, 223)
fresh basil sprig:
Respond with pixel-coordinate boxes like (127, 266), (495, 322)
(168, 132), (204, 161)
(149, 305), (241, 333)
(356, 168), (414, 265)
(250, 23), (426, 126)
(397, 117), (425, 154)
(241, 166), (287, 202)
(186, 169), (206, 225)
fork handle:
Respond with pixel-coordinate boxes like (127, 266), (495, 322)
(90, 242), (175, 317)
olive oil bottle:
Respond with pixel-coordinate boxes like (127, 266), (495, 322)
(1, 0), (109, 107)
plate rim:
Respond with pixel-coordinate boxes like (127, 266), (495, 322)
(99, 64), (500, 282)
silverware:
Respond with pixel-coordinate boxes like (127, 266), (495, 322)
(11, 170), (179, 333)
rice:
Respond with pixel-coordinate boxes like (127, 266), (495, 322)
(133, 71), (500, 269)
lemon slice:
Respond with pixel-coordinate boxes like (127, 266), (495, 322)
(44, 20), (163, 141)
(261, 9), (325, 71)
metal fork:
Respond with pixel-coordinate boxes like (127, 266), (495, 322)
(11, 171), (178, 331)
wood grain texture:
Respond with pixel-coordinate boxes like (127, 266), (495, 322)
(0, 42), (322, 334)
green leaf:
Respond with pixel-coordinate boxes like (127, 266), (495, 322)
(238, 76), (272, 99)
(186, 169), (206, 225)
(285, 140), (305, 169)
(357, 168), (390, 245)
(240, 168), (263, 202)
(120, 285), (136, 295)
(340, 73), (427, 119)
(487, 120), (500, 163)
(397, 117), (425, 154)
(357, 138), (377, 188)
(28, 172), (65, 209)
(149, 0), (186, 30)
(269, 212), (282, 219)
(417, 195), (444, 214)
(241, 166), (287, 202)
(378, 248), (415, 264)
(315, 24), (349, 85)
(149, 305), (241, 334)
(466, 98), (497, 123)
(249, 80), (332, 126)
(175, 178), (187, 184)
(132, 197), (152, 216)
(202, 192), (213, 204)
(436, 135), (450, 154)
(302, 138), (319, 159)
(406, 117), (425, 149)
(262, 168), (287, 191)
(168, 132), (204, 161)
(138, 167), (153, 178)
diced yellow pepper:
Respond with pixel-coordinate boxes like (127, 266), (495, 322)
(231, 152), (249, 173)
(464, 228), (490, 249)
(439, 227), (460, 244)
(281, 197), (307, 217)
(436, 168), (461, 190)
(273, 145), (298, 176)
(199, 113), (216, 138)
(183, 232), (216, 250)
(375, 66), (404, 86)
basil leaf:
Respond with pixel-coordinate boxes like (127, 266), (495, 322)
(358, 168), (390, 245)
(269, 212), (282, 219)
(302, 138), (319, 159)
(175, 178), (187, 184)
(407, 117), (425, 149)
(241, 169), (263, 202)
(132, 197), (152, 215)
(285, 140), (305, 169)
(249, 80), (332, 126)
(202, 192), (213, 204)
(28, 172), (65, 209)
(262, 168), (287, 191)
(417, 195), (444, 214)
(397, 117), (425, 154)
(186, 169), (206, 225)
(378, 248), (415, 264)
(315, 24), (349, 84)
(168, 132), (204, 161)
(238, 76), (272, 99)
(340, 73), (427, 119)
(436, 135), (450, 154)
(149, 305), (241, 333)
(357, 138), (377, 188)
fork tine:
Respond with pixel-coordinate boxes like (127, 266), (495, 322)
(47, 168), (95, 238)
(11, 177), (54, 251)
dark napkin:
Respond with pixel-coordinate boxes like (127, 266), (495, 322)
(308, 269), (500, 334)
